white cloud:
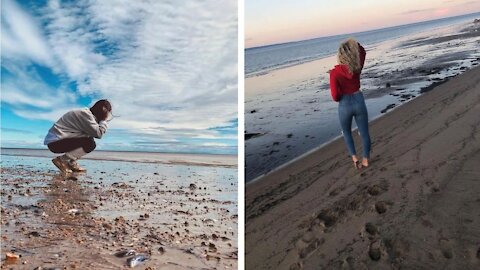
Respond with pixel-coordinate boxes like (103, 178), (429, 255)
(1, 60), (78, 120)
(1, 0), (238, 151)
(1, 0), (53, 65)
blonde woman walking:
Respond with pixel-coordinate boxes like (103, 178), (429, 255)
(329, 39), (371, 169)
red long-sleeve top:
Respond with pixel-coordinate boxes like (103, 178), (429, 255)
(329, 44), (366, 102)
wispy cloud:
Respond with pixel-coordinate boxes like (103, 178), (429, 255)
(400, 8), (437, 15)
(1, 128), (33, 134)
(1, 0), (53, 65)
(1, 0), (237, 154)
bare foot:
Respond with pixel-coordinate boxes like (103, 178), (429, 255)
(352, 155), (361, 169)
(362, 158), (369, 167)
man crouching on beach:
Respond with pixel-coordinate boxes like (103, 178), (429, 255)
(44, 100), (112, 174)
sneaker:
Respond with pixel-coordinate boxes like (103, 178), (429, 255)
(52, 157), (73, 174)
(68, 160), (87, 172)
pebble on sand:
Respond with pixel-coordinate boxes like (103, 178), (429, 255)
(6, 252), (20, 261)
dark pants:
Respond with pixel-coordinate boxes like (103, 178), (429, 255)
(338, 91), (371, 158)
(48, 137), (96, 154)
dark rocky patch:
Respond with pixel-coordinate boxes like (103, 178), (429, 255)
(245, 133), (263, 140)
(420, 79), (450, 93)
(381, 104), (396, 114)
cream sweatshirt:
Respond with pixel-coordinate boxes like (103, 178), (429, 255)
(44, 108), (108, 145)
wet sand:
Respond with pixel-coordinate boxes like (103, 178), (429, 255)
(245, 66), (480, 269)
(1, 155), (237, 269)
(245, 20), (480, 182)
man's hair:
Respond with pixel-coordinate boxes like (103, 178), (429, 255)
(90, 99), (112, 121)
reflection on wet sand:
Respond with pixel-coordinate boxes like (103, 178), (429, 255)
(1, 155), (237, 269)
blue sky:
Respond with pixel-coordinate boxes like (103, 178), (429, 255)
(1, 0), (237, 154)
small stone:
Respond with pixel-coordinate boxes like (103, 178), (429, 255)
(6, 252), (20, 261)
(29, 231), (41, 237)
(115, 216), (126, 223)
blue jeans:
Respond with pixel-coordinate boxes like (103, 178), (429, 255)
(338, 91), (371, 159)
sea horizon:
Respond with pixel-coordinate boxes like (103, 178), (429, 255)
(1, 147), (237, 168)
(245, 11), (480, 77)
(246, 11), (480, 50)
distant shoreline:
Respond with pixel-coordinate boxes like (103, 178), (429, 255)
(246, 11), (480, 50)
(1, 148), (237, 168)
(245, 12), (480, 78)
(0, 147), (236, 157)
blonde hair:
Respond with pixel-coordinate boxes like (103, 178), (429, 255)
(337, 38), (361, 74)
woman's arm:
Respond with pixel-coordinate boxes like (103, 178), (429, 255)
(78, 110), (108, 138)
(329, 70), (341, 102)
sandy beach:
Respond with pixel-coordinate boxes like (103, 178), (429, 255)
(245, 65), (480, 269)
(1, 154), (237, 269)
(245, 18), (480, 182)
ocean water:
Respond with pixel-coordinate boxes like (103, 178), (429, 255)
(245, 12), (480, 77)
(0, 148), (237, 167)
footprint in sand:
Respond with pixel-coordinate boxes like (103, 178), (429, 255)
(317, 210), (338, 227)
(375, 202), (387, 214)
(369, 240), (382, 261)
(368, 180), (390, 197)
(289, 262), (302, 270)
(368, 186), (382, 196)
(439, 238), (453, 259)
(329, 188), (340, 197)
(365, 223), (378, 235)
(298, 238), (324, 259)
(294, 230), (326, 260)
(384, 238), (410, 262)
(342, 256), (356, 269)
